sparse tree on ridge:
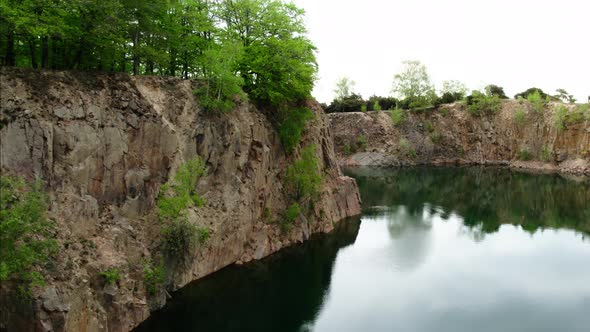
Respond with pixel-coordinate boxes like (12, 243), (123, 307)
(334, 77), (356, 101)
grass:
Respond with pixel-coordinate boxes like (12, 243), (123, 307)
(517, 149), (533, 161)
(285, 144), (322, 201)
(143, 261), (166, 296)
(399, 138), (417, 158)
(281, 203), (301, 232)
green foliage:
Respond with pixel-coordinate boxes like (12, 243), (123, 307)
(440, 107), (451, 116)
(277, 107), (315, 154)
(325, 94), (365, 113)
(162, 218), (209, 260)
(466, 90), (502, 116)
(100, 268), (121, 285)
(514, 108), (526, 125)
(514, 88), (550, 100)
(392, 60), (435, 102)
(390, 109), (406, 126)
(360, 104), (367, 112)
(343, 144), (353, 156)
(194, 42), (246, 113)
(0, 176), (56, 292)
(334, 77), (356, 101)
(158, 156), (207, 221)
(281, 203), (301, 232)
(567, 104), (589, 124)
(398, 138), (416, 158)
(143, 261), (165, 296)
(373, 100), (382, 111)
(517, 149), (533, 161)
(485, 84), (508, 99)
(554, 104), (568, 132)
(555, 89), (577, 103)
(424, 121), (434, 133)
(285, 144), (322, 201)
(440, 80), (467, 100)
(356, 135), (368, 151)
(429, 131), (442, 144)
(527, 90), (546, 113)
(541, 145), (553, 162)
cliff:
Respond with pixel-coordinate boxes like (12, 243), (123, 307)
(0, 68), (361, 331)
(328, 101), (590, 175)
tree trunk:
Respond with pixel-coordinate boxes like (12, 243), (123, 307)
(28, 39), (38, 69)
(41, 36), (49, 69)
(5, 29), (16, 66)
(132, 32), (140, 75)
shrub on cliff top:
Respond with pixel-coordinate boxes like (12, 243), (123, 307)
(466, 90), (502, 116)
(0, 176), (57, 293)
(285, 144), (322, 201)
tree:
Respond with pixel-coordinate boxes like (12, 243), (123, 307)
(555, 89), (576, 104)
(441, 80), (467, 96)
(392, 60), (434, 99)
(334, 77), (356, 101)
(391, 60), (435, 108)
(485, 84), (508, 99)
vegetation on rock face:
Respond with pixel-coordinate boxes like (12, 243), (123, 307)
(527, 90), (548, 113)
(157, 156), (210, 260)
(0, 175), (57, 293)
(390, 109), (406, 126)
(143, 260), (166, 296)
(466, 90), (502, 116)
(278, 107), (315, 154)
(553, 104), (568, 132)
(100, 268), (121, 285)
(281, 202), (301, 231)
(285, 144), (322, 201)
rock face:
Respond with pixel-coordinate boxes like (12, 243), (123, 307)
(328, 102), (590, 176)
(0, 68), (361, 332)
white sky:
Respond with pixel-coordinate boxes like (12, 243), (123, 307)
(291, 0), (589, 103)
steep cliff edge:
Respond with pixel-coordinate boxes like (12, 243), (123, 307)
(328, 101), (590, 175)
(0, 68), (361, 331)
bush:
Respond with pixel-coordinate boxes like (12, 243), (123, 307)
(285, 144), (322, 200)
(143, 261), (166, 296)
(373, 100), (382, 111)
(281, 203), (301, 231)
(325, 94), (365, 113)
(438, 92), (463, 105)
(356, 135), (367, 151)
(424, 121), (434, 133)
(466, 90), (502, 116)
(554, 105), (568, 132)
(514, 108), (526, 125)
(162, 218), (209, 260)
(158, 156), (207, 221)
(361, 104), (367, 112)
(514, 87), (550, 100)
(100, 268), (121, 285)
(517, 149), (533, 161)
(0, 176), (57, 293)
(440, 107), (451, 116)
(527, 90), (547, 113)
(567, 104), (589, 124)
(278, 107), (315, 154)
(390, 109), (405, 126)
(398, 138), (416, 158)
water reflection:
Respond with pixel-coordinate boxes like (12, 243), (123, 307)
(349, 166), (590, 238)
(135, 167), (590, 332)
(135, 217), (361, 332)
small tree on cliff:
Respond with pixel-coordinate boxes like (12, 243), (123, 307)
(334, 77), (357, 101)
(391, 60), (435, 109)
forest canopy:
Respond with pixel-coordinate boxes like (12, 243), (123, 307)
(0, 0), (318, 150)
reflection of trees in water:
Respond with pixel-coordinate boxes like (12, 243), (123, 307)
(348, 166), (590, 237)
(135, 218), (362, 332)
(384, 205), (433, 271)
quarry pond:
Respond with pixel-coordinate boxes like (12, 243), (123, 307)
(135, 167), (590, 332)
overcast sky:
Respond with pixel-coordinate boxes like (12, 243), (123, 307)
(291, 0), (589, 103)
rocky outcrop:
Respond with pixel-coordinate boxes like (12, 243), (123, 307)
(328, 101), (590, 176)
(0, 68), (361, 332)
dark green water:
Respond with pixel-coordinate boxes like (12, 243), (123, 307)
(135, 167), (590, 332)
